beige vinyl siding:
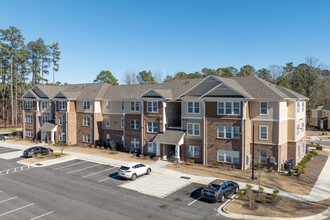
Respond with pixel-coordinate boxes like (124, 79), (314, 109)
(94, 101), (102, 113)
(279, 101), (288, 120)
(101, 100), (123, 113)
(287, 101), (295, 118)
(182, 119), (203, 140)
(280, 120), (288, 144)
(252, 121), (279, 145)
(102, 115), (123, 130)
(250, 101), (279, 120)
(125, 100), (142, 114)
(76, 100), (94, 113)
(287, 120), (295, 141)
(182, 100), (204, 117)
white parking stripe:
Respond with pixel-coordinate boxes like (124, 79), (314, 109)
(0, 196), (18, 204)
(187, 196), (201, 206)
(97, 174), (117, 183)
(81, 167), (116, 178)
(30, 211), (54, 220)
(65, 164), (100, 174)
(0, 203), (34, 217)
(0, 149), (14, 153)
(52, 161), (87, 170)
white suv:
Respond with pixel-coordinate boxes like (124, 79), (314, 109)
(118, 162), (151, 181)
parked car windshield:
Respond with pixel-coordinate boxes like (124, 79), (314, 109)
(120, 166), (130, 170)
(206, 183), (221, 191)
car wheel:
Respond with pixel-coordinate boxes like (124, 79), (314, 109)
(146, 168), (151, 175)
(32, 153), (36, 158)
(131, 174), (137, 181)
(220, 195), (225, 202)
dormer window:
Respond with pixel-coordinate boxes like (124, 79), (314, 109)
(188, 102), (200, 114)
(83, 101), (91, 110)
(260, 102), (268, 115)
(41, 101), (48, 110)
(58, 101), (66, 110)
(24, 101), (33, 109)
(106, 101), (110, 110)
(147, 101), (158, 113)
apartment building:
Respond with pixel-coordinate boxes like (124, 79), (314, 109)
(21, 75), (308, 171)
(311, 105), (330, 130)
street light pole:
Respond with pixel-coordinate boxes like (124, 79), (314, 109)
(252, 122), (255, 180)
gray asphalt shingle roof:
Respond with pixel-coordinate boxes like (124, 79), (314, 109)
(153, 130), (185, 145)
(39, 122), (57, 132)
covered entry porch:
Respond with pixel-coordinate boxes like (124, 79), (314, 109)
(39, 122), (57, 144)
(153, 130), (185, 162)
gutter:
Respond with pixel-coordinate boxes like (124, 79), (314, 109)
(141, 100), (144, 154)
(203, 100), (206, 165)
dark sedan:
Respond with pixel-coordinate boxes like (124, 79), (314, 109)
(201, 180), (239, 202)
(23, 146), (53, 158)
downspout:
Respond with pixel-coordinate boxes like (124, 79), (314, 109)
(66, 100), (70, 145)
(141, 100), (144, 154)
(278, 101), (281, 172)
(93, 101), (96, 146)
(202, 100), (206, 165)
(22, 101), (25, 139)
(123, 112), (125, 148)
(241, 100), (247, 170)
(36, 100), (39, 140)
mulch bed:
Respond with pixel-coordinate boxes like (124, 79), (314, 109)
(297, 154), (328, 184)
(239, 191), (281, 211)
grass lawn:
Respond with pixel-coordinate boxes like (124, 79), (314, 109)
(306, 130), (330, 137)
(226, 194), (330, 218)
(0, 127), (22, 133)
(5, 138), (36, 146)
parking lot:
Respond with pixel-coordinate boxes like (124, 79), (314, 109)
(0, 147), (230, 220)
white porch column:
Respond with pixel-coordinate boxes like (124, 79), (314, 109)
(156, 143), (160, 156)
(175, 144), (180, 159)
(51, 131), (55, 144)
(163, 145), (166, 160)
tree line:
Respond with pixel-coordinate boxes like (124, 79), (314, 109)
(95, 57), (330, 119)
(0, 26), (60, 127)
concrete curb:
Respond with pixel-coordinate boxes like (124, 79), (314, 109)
(17, 155), (78, 167)
(217, 195), (330, 220)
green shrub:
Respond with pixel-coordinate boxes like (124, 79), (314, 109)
(53, 153), (62, 157)
(316, 146), (323, 150)
(280, 168), (285, 172)
(288, 170), (294, 176)
(257, 196), (266, 203)
(237, 190), (244, 198)
(268, 168), (273, 173)
(231, 164), (236, 169)
(258, 186), (264, 193)
(311, 150), (318, 156)
(36, 153), (45, 159)
(302, 168), (306, 174)
(213, 162), (220, 167)
(297, 170), (302, 176)
(310, 142), (314, 147)
(220, 162), (225, 167)
(273, 189), (279, 194)
(189, 159), (195, 163)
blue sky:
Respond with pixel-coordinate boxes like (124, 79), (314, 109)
(1, 0), (330, 84)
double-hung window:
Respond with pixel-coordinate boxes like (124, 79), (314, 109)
(83, 117), (90, 126)
(130, 101), (140, 112)
(83, 133), (90, 142)
(58, 101), (65, 110)
(297, 124), (300, 136)
(25, 115), (32, 123)
(301, 122), (305, 133)
(218, 102), (240, 115)
(188, 146), (200, 158)
(260, 102), (268, 115)
(83, 101), (91, 110)
(187, 123), (200, 136)
(106, 101), (110, 110)
(302, 102), (305, 112)
(42, 115), (48, 124)
(297, 101), (300, 113)
(130, 138), (140, 149)
(105, 117), (110, 127)
(218, 150), (239, 164)
(147, 101), (158, 113)
(147, 142), (157, 153)
(187, 102), (200, 114)
(59, 133), (66, 142)
(121, 101), (125, 111)
(59, 116), (65, 125)
(218, 126), (240, 139)
(148, 122), (158, 133)
(121, 118), (124, 128)
(130, 120), (140, 130)
(24, 101), (33, 109)
(260, 151), (267, 164)
(259, 126), (268, 140)
(42, 101), (48, 110)
(26, 129), (33, 137)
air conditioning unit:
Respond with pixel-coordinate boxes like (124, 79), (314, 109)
(270, 157), (277, 165)
(246, 154), (251, 164)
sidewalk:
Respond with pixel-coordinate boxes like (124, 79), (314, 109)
(1, 142), (330, 202)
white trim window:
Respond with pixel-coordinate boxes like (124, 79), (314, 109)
(187, 102), (200, 114)
(41, 101), (48, 110)
(42, 115), (48, 124)
(83, 133), (90, 143)
(260, 102), (268, 115)
(259, 126), (268, 140)
(218, 126), (240, 139)
(24, 101), (33, 109)
(260, 151), (267, 164)
(59, 116), (65, 126)
(59, 133), (66, 142)
(130, 138), (140, 149)
(83, 101), (91, 110)
(121, 117), (124, 128)
(25, 115), (32, 123)
(130, 101), (140, 112)
(106, 134), (110, 144)
(188, 145), (200, 158)
(130, 120), (140, 130)
(58, 101), (66, 110)
(147, 142), (157, 153)
(148, 122), (158, 133)
(302, 102), (305, 112)
(105, 117), (110, 127)
(121, 101), (125, 111)
(301, 122), (305, 133)
(297, 101), (300, 113)
(297, 124), (300, 136)
(218, 102), (240, 115)
(26, 129), (33, 137)
(147, 101), (158, 113)
(297, 145), (300, 158)
(83, 117), (90, 126)
(187, 123), (200, 136)
(218, 150), (239, 164)
(106, 101), (110, 110)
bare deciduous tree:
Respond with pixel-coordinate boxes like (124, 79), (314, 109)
(268, 65), (283, 84)
(123, 70), (137, 85)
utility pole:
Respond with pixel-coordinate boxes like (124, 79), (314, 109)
(252, 122), (255, 180)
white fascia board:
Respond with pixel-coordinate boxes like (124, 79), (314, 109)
(138, 88), (165, 99)
(198, 83), (223, 99)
